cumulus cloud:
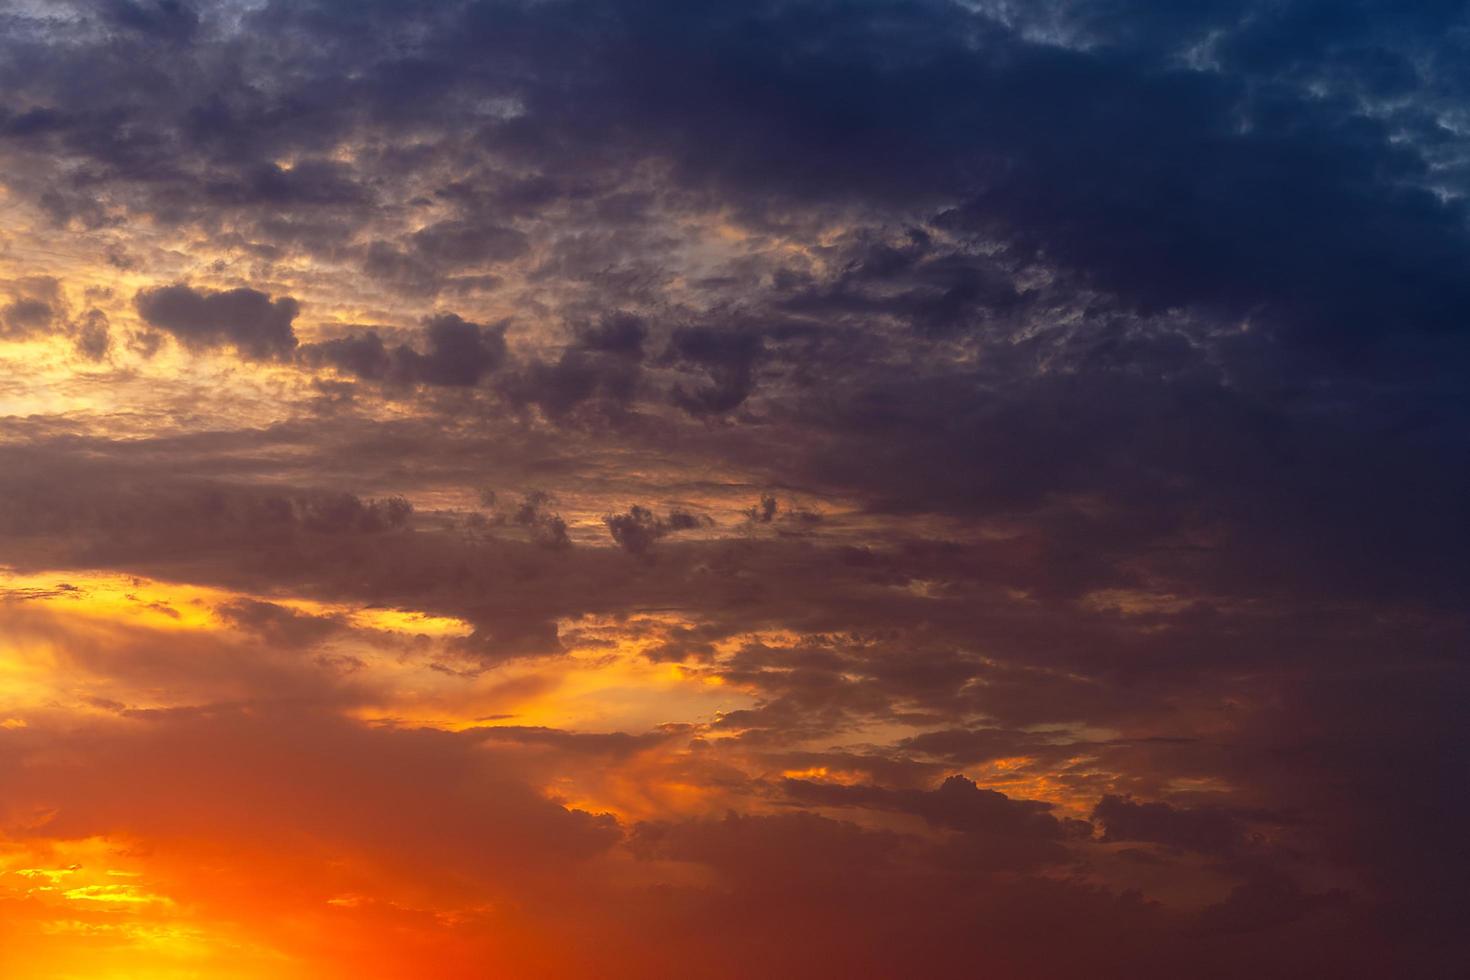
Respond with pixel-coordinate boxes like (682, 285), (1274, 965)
(301, 314), (506, 387)
(135, 283), (299, 360)
(663, 325), (764, 416)
(0, 276), (63, 340)
(604, 504), (710, 555)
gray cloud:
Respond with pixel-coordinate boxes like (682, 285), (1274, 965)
(301, 313), (507, 387)
(135, 283), (299, 360)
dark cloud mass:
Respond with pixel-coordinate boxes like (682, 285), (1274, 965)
(303, 314), (507, 387)
(135, 283), (299, 359)
(603, 504), (710, 555)
(1092, 794), (1247, 856)
(0, 1), (1467, 977)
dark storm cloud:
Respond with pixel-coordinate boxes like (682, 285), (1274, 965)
(135, 283), (299, 360)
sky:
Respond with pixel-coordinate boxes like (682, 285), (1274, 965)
(0, 1), (1467, 977)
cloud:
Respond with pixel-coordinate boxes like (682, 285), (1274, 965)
(0, 278), (114, 358)
(72, 308), (112, 360)
(578, 313), (647, 359)
(0, 706), (621, 893)
(507, 490), (572, 550)
(410, 220), (528, 268)
(203, 159), (370, 208)
(782, 774), (1083, 871)
(420, 314), (505, 385)
(1198, 872), (1346, 935)
(301, 314), (506, 387)
(134, 283), (299, 360)
(604, 504), (710, 555)
(1092, 795), (1246, 856)
(663, 324), (764, 415)
(745, 494), (778, 523)
(98, 0), (200, 41)
(506, 313), (649, 420)
(214, 598), (344, 648)
(0, 297), (54, 337)
(0, 1), (1468, 973)
(0, 276), (63, 340)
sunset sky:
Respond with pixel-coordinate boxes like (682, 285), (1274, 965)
(1, 1), (1467, 977)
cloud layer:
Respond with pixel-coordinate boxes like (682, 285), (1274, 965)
(0, 1), (1466, 977)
